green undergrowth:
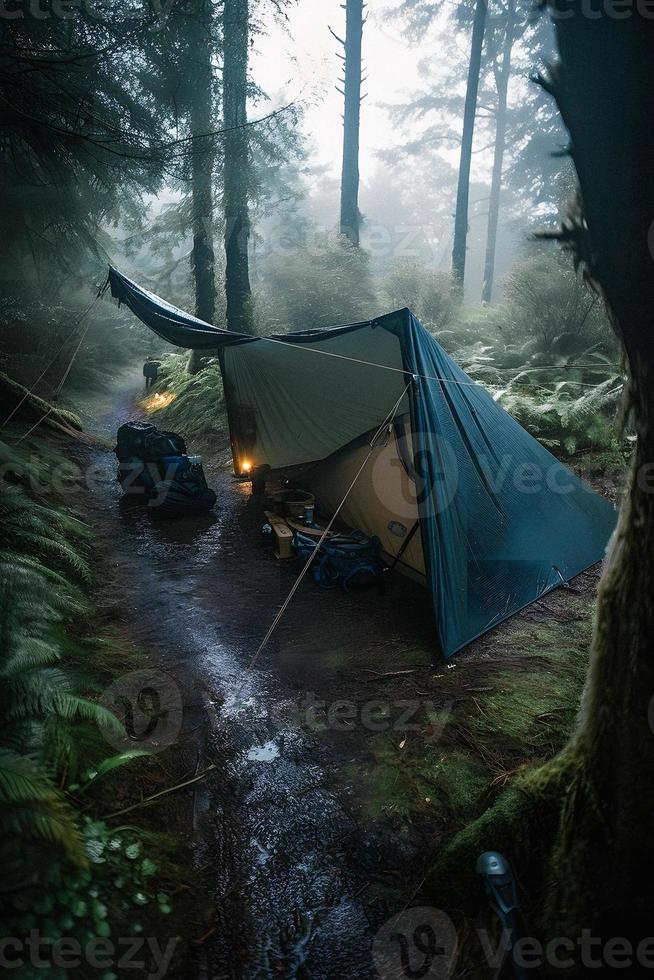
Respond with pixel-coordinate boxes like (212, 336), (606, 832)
(347, 598), (592, 835)
(343, 604), (595, 976)
(142, 352), (228, 452)
(495, 378), (624, 456)
(570, 446), (630, 491)
(0, 429), (198, 976)
(10, 819), (185, 980)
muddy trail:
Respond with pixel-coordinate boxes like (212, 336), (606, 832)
(78, 369), (446, 979)
(76, 368), (605, 980)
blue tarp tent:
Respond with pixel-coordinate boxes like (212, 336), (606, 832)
(109, 266), (616, 657)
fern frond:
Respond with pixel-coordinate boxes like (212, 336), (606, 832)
(0, 750), (58, 803)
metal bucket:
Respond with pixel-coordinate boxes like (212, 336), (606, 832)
(277, 489), (315, 520)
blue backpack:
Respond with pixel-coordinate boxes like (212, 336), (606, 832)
(294, 530), (384, 591)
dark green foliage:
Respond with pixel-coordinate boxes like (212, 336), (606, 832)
(0, 436), (182, 955)
(4, 817), (180, 979)
(435, 255), (625, 455)
(0, 3), (170, 279)
(145, 353), (228, 450)
(0, 448), (107, 865)
(256, 234), (379, 332)
(380, 260), (460, 332)
(496, 377), (623, 455)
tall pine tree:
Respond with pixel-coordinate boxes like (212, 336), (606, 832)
(333, 0), (365, 247)
(451, 0), (487, 290)
(187, 0), (219, 374)
(223, 0), (254, 334)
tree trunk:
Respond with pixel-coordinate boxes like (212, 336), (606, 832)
(537, 12), (654, 942)
(480, 4), (515, 305)
(187, 0), (217, 375)
(339, 0), (364, 247)
(223, 0), (254, 335)
(451, 0), (487, 292)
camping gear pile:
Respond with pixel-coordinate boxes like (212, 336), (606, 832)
(108, 266), (617, 657)
(263, 490), (385, 591)
(114, 420), (216, 515)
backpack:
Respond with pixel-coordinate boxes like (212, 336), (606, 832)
(115, 421), (186, 462)
(115, 421), (155, 461)
(115, 421), (215, 514)
(294, 530), (384, 591)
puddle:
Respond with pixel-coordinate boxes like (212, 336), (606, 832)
(251, 838), (271, 865)
(246, 740), (280, 763)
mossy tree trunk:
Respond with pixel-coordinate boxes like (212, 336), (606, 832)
(537, 10), (654, 941)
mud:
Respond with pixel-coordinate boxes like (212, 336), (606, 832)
(74, 368), (606, 980)
(75, 370), (444, 979)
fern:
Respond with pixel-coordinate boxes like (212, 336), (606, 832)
(143, 354), (228, 448)
(0, 452), (126, 879)
(0, 750), (61, 803)
(493, 365), (625, 456)
(0, 750), (86, 864)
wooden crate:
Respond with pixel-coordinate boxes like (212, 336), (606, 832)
(264, 510), (294, 559)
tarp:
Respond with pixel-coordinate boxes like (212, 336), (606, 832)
(109, 267), (250, 349)
(109, 266), (617, 657)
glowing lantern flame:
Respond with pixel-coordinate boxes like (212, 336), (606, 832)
(241, 460), (252, 475)
(142, 391), (176, 412)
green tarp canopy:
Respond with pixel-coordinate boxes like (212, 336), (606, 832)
(109, 266), (616, 657)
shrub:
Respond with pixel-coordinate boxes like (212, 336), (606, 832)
(379, 259), (459, 332)
(499, 252), (616, 356)
(254, 233), (379, 332)
(0, 436), (180, 961)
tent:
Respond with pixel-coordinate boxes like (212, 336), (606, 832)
(108, 266), (616, 658)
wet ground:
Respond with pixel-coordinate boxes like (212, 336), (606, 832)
(75, 369), (609, 980)
(78, 370), (445, 980)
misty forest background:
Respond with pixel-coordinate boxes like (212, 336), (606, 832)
(0, 0), (635, 971)
(2, 0), (626, 457)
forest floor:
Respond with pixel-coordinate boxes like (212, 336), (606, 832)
(68, 366), (622, 980)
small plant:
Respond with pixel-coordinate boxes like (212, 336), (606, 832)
(4, 818), (178, 979)
(499, 252), (617, 357)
